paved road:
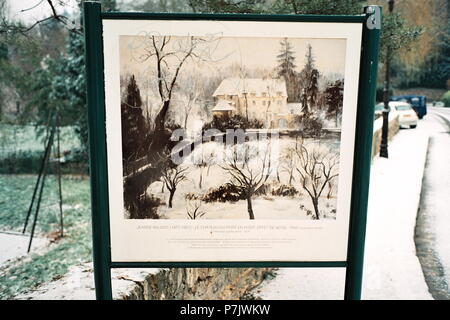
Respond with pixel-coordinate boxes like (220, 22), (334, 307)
(415, 106), (450, 299)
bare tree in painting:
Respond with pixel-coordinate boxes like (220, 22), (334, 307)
(178, 74), (201, 129)
(240, 69), (249, 120)
(138, 35), (216, 150)
(186, 199), (206, 220)
(196, 161), (207, 189)
(281, 146), (297, 185)
(295, 142), (339, 220)
(264, 86), (272, 128)
(221, 144), (272, 220)
(204, 151), (216, 176)
(326, 180), (336, 199)
(192, 150), (216, 189)
(160, 161), (189, 208)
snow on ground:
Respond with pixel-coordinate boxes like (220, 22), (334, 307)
(0, 232), (49, 267)
(252, 120), (435, 300)
(147, 136), (339, 220)
(16, 262), (160, 300)
(361, 120), (432, 300)
(420, 107), (450, 289)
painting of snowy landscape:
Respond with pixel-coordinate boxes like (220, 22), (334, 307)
(119, 34), (346, 221)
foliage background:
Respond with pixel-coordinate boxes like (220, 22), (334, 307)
(1, 0), (448, 156)
(0, 0), (448, 299)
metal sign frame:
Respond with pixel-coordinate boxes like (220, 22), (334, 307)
(83, 1), (381, 300)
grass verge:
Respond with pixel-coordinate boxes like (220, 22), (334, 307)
(0, 174), (92, 299)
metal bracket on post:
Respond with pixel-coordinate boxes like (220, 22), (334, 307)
(365, 6), (381, 30)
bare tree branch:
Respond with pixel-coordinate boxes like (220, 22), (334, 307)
(221, 143), (273, 219)
(294, 141), (339, 220)
(1, 0), (81, 35)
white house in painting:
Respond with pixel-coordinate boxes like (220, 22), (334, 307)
(212, 78), (301, 129)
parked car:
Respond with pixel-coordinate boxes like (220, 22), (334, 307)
(433, 101), (445, 108)
(391, 95), (427, 119)
(374, 103), (384, 116)
(375, 101), (418, 128)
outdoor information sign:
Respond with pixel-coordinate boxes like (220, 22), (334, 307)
(84, 1), (381, 300)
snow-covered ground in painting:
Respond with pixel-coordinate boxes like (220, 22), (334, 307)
(147, 136), (340, 220)
(155, 195), (337, 220)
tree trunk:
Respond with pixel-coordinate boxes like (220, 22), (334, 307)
(288, 172), (293, 185)
(327, 181), (333, 199)
(302, 93), (308, 115)
(247, 196), (255, 220)
(199, 170), (203, 189)
(244, 93), (248, 121)
(168, 188), (175, 208)
(184, 113), (189, 129)
(150, 100), (171, 152)
(155, 100), (170, 132)
(312, 198), (320, 220)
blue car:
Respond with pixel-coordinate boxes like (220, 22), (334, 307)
(391, 95), (427, 119)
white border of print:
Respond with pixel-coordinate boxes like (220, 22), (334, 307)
(102, 19), (362, 262)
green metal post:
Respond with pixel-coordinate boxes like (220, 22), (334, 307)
(83, 1), (113, 300)
(344, 6), (381, 300)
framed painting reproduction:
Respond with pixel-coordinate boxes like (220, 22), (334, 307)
(84, 2), (381, 299)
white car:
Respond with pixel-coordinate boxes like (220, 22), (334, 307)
(375, 101), (418, 128)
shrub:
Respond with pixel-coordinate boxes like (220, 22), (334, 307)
(184, 192), (202, 201)
(202, 114), (264, 132)
(202, 183), (245, 203)
(128, 194), (161, 219)
(292, 113), (324, 138)
(254, 184), (270, 196)
(0, 150), (88, 174)
(0, 150), (43, 174)
(441, 91), (450, 108)
(63, 147), (89, 164)
(271, 184), (298, 197)
(303, 115), (323, 137)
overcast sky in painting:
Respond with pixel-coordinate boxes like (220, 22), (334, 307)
(120, 36), (346, 82)
(213, 37), (346, 75)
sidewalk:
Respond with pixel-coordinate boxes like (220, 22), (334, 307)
(252, 124), (433, 300)
(362, 125), (431, 299)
